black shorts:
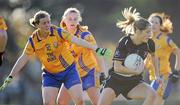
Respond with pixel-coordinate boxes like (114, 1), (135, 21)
(104, 71), (143, 99)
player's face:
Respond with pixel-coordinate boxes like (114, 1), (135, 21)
(64, 12), (79, 30)
(37, 16), (51, 33)
(139, 25), (152, 43)
(148, 16), (161, 33)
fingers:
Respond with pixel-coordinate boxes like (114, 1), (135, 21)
(0, 76), (13, 91)
(0, 84), (6, 91)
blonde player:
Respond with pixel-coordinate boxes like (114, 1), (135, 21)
(57, 8), (106, 105)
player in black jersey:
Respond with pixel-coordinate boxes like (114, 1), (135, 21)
(98, 7), (161, 105)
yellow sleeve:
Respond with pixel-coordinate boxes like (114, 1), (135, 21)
(24, 40), (35, 56)
(0, 17), (7, 30)
(84, 34), (97, 45)
(57, 28), (73, 42)
(71, 32), (97, 57)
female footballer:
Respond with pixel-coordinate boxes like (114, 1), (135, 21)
(0, 10), (111, 105)
(147, 12), (180, 105)
(98, 7), (161, 105)
(57, 7), (106, 105)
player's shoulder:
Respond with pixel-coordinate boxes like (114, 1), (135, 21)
(165, 35), (175, 46)
(31, 29), (38, 37)
(29, 29), (40, 42)
(79, 25), (89, 31)
(79, 25), (93, 39)
(48, 25), (64, 38)
(51, 24), (58, 28)
(159, 33), (173, 45)
(118, 35), (130, 44)
(50, 25), (62, 33)
(79, 25), (91, 33)
(159, 33), (169, 40)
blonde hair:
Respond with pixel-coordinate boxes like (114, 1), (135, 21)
(148, 12), (173, 34)
(29, 10), (50, 27)
(60, 7), (88, 30)
(62, 7), (82, 22)
(117, 7), (150, 34)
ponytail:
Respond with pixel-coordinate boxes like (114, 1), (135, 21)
(117, 7), (150, 34)
(29, 10), (50, 28)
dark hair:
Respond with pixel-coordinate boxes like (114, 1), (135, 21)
(29, 10), (50, 27)
(134, 18), (151, 31)
(154, 16), (163, 25)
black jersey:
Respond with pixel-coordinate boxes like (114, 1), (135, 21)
(113, 35), (155, 64)
(105, 35), (155, 99)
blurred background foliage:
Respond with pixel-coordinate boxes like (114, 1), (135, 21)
(0, 0), (180, 105)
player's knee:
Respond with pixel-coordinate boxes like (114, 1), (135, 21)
(88, 97), (97, 105)
(57, 102), (67, 105)
(147, 89), (157, 100)
(73, 95), (84, 105)
(90, 96), (99, 105)
(57, 99), (68, 105)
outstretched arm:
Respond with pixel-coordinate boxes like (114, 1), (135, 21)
(60, 29), (112, 57)
(9, 52), (31, 77)
(0, 52), (31, 91)
(71, 35), (97, 51)
(9, 41), (33, 77)
(0, 41), (32, 91)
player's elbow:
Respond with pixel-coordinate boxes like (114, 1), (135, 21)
(114, 61), (124, 71)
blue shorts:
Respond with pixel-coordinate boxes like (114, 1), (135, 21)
(151, 74), (171, 99)
(42, 63), (81, 89)
(81, 68), (95, 90)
